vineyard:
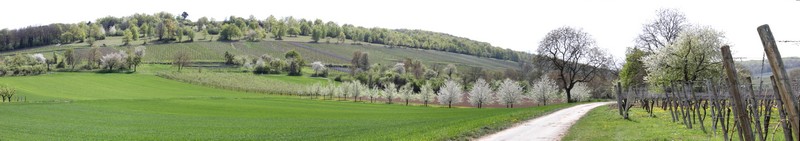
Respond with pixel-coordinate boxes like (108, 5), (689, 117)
(614, 25), (799, 141)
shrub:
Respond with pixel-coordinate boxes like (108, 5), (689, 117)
(0, 85), (16, 102)
(334, 75), (343, 82)
(234, 55), (251, 70)
(572, 82), (592, 102)
(1, 54), (47, 76)
(287, 61), (302, 76)
(207, 26), (221, 35)
(269, 59), (287, 74)
(100, 51), (128, 71)
(253, 59), (269, 74)
(393, 63), (405, 74)
(530, 75), (562, 105)
(311, 61), (328, 77)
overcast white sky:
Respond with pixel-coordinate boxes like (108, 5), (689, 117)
(2, 0), (799, 60)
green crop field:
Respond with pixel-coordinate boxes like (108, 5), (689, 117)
(0, 73), (579, 140)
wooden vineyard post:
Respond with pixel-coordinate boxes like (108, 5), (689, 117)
(720, 45), (755, 141)
(772, 76), (795, 141)
(745, 77), (764, 140)
(757, 24), (800, 140)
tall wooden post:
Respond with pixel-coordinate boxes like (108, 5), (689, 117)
(720, 45), (755, 141)
(772, 76), (795, 141)
(757, 24), (800, 139)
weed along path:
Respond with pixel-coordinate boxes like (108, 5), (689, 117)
(479, 102), (614, 141)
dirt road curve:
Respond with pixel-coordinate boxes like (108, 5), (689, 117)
(479, 102), (614, 141)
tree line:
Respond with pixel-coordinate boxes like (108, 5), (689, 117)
(302, 75), (591, 108)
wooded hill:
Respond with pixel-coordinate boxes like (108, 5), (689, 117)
(0, 12), (522, 62)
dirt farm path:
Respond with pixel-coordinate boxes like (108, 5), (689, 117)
(479, 102), (615, 141)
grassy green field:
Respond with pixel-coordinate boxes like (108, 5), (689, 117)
(0, 72), (579, 140)
(0, 73), (262, 102)
(563, 105), (788, 141)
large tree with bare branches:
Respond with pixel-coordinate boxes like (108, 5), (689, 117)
(635, 8), (688, 52)
(537, 26), (612, 103)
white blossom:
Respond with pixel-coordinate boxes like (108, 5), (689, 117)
(468, 78), (493, 108)
(415, 82), (436, 106)
(134, 46), (146, 57)
(643, 25), (725, 83)
(398, 84), (414, 105)
(350, 80), (364, 101)
(572, 82), (593, 102)
(496, 78), (523, 108)
(393, 63), (405, 74)
(530, 75), (562, 105)
(311, 61), (326, 74)
(383, 83), (398, 104)
(437, 80), (463, 108)
(31, 54), (46, 64)
(100, 51), (128, 70)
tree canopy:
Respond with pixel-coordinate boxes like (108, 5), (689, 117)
(642, 26), (726, 84)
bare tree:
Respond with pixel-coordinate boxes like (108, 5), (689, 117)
(537, 26), (612, 103)
(635, 8), (688, 52)
(173, 51), (191, 71)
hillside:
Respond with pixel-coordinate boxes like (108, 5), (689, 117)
(738, 57), (800, 77)
(0, 12), (525, 65)
(0, 35), (520, 71)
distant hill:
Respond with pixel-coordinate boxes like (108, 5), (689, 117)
(738, 57), (800, 77)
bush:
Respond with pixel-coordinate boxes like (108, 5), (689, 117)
(269, 59), (287, 74)
(56, 61), (65, 68)
(287, 61), (302, 76)
(0, 65), (6, 76)
(312, 69), (329, 77)
(100, 51), (128, 71)
(311, 61), (327, 77)
(253, 59), (269, 74)
(207, 26), (221, 35)
(0, 85), (16, 102)
(0, 54), (47, 76)
(334, 75), (343, 82)
(572, 82), (592, 102)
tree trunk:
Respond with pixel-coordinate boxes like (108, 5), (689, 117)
(566, 88), (573, 103)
